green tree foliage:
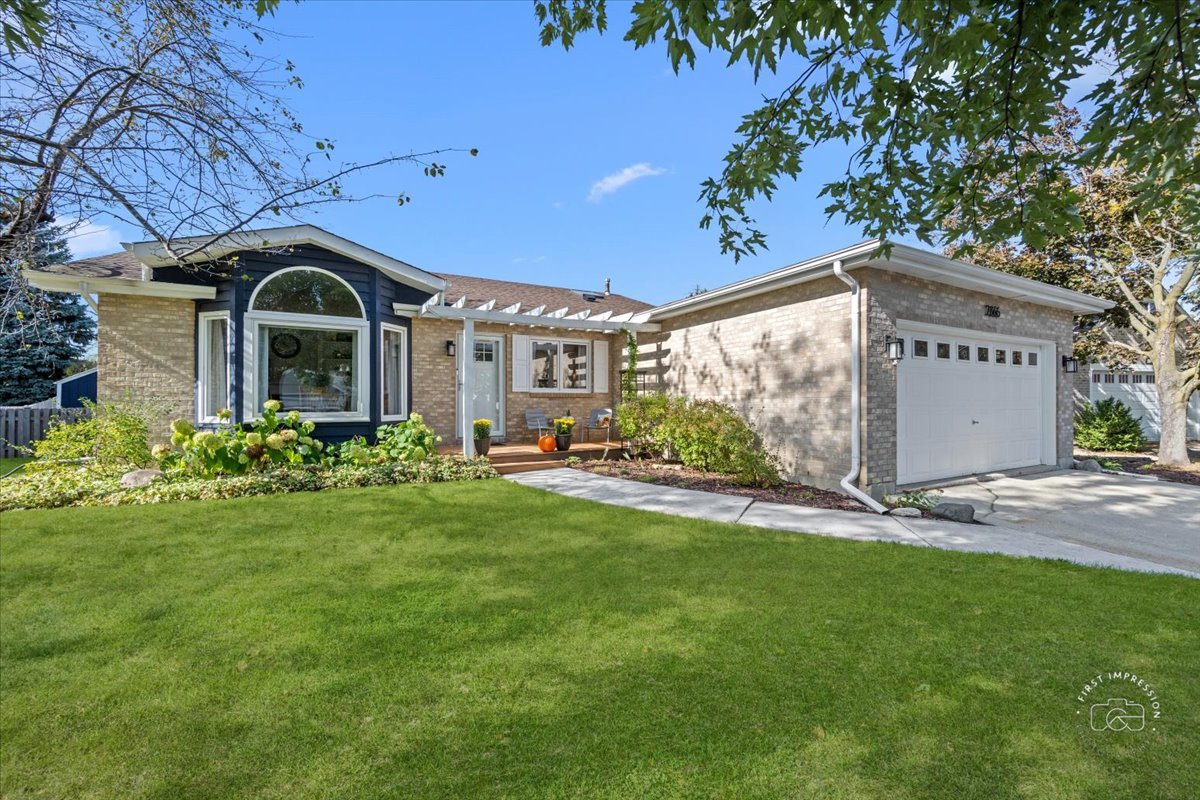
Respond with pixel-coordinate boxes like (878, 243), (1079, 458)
(0, 226), (95, 405)
(533, 1), (1200, 259)
(1075, 398), (1148, 452)
(947, 108), (1197, 465)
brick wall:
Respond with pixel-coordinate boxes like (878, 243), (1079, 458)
(860, 268), (1075, 496)
(411, 318), (620, 442)
(647, 276), (853, 490)
(97, 293), (196, 437)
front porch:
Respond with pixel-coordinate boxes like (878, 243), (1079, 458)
(440, 440), (622, 475)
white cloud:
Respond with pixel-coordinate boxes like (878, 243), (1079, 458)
(59, 218), (124, 258)
(587, 163), (667, 203)
(511, 255), (547, 264)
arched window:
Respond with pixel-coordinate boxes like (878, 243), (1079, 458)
(250, 267), (364, 318)
(245, 267), (368, 419)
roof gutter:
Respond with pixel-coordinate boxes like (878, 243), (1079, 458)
(832, 260), (887, 514)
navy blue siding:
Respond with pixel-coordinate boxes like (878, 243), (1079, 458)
(58, 371), (97, 407)
(158, 244), (434, 442)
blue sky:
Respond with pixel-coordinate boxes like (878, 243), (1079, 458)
(70, 1), (1105, 306)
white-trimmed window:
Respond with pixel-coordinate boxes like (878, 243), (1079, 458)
(530, 338), (591, 392)
(381, 323), (408, 421)
(197, 311), (231, 421)
(244, 267), (369, 420)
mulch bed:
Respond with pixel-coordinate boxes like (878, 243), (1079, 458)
(571, 458), (871, 512)
(1074, 445), (1200, 486)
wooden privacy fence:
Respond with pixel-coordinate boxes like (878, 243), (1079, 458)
(0, 407), (90, 458)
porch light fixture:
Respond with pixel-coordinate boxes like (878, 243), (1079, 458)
(445, 340), (456, 357)
(885, 336), (904, 362)
(1061, 355), (1078, 373)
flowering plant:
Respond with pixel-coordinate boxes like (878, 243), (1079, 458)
(154, 403), (324, 477)
(553, 416), (575, 435)
(334, 413), (442, 466)
(472, 418), (492, 439)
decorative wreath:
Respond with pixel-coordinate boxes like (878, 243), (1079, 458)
(270, 332), (302, 359)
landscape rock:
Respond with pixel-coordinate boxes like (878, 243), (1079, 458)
(1077, 459), (1104, 473)
(931, 502), (976, 523)
(120, 468), (164, 488)
(888, 507), (922, 518)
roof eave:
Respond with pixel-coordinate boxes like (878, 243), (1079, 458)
(647, 240), (1113, 319)
(125, 225), (448, 294)
(24, 270), (216, 300)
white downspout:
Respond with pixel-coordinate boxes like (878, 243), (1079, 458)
(831, 260), (888, 514)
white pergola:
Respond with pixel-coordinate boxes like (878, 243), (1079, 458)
(396, 293), (660, 456)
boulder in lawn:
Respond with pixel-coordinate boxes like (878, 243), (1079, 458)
(1077, 459), (1104, 473)
(120, 468), (164, 488)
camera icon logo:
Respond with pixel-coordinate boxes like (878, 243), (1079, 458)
(1090, 698), (1145, 731)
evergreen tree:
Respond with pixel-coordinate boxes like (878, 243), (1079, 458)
(0, 225), (96, 405)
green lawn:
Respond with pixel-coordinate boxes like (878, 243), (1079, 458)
(2, 481), (1196, 799)
(0, 456), (30, 476)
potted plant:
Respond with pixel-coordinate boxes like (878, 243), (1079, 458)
(553, 416), (575, 451)
(472, 418), (492, 456)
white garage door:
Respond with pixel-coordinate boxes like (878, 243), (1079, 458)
(897, 325), (1050, 484)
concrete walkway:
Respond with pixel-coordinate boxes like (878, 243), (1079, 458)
(507, 469), (1198, 578)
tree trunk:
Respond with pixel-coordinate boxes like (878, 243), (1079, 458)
(1153, 341), (1192, 466)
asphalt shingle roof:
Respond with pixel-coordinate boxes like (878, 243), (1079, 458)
(40, 251), (143, 280)
(438, 273), (651, 317)
(43, 251), (653, 316)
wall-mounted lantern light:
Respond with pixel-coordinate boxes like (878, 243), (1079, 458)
(1061, 355), (1078, 373)
(445, 340), (456, 358)
(885, 336), (905, 362)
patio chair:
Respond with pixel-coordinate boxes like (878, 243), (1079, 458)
(582, 408), (614, 442)
(524, 408), (550, 438)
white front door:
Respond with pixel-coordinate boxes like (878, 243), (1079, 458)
(457, 335), (504, 436)
(896, 324), (1052, 484)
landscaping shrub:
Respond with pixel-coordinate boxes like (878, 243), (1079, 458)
(24, 400), (151, 476)
(154, 401), (325, 477)
(616, 392), (675, 451)
(1075, 397), (1147, 452)
(334, 413), (442, 465)
(616, 394), (780, 487)
(0, 457), (498, 512)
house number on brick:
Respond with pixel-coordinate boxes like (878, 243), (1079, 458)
(984, 304), (1001, 318)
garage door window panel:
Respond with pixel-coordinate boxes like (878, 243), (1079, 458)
(995, 349), (1008, 365)
(957, 344), (971, 361)
(1012, 350), (1023, 366)
(936, 342), (951, 359)
(913, 339), (929, 358)
(977, 346), (990, 363)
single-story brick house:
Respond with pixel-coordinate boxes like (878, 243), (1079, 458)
(27, 227), (1111, 502)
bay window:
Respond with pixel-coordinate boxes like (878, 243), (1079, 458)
(197, 312), (230, 421)
(381, 324), (408, 420)
(244, 267), (369, 420)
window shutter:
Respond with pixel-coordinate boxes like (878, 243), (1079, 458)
(593, 338), (609, 394)
(511, 334), (529, 392)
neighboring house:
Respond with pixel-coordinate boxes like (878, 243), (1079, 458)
(1068, 321), (1200, 442)
(26, 228), (1111, 499)
(55, 368), (97, 408)
(1076, 365), (1200, 441)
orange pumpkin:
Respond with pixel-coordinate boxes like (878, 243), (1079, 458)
(538, 434), (557, 453)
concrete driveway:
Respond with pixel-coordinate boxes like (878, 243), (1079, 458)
(509, 468), (1198, 577)
(933, 470), (1200, 574)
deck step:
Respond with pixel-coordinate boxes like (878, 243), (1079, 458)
(493, 459), (569, 475)
(487, 447), (617, 465)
